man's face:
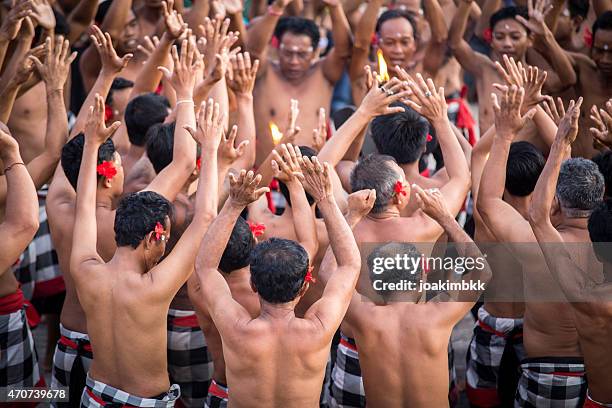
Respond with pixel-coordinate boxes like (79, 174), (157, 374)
(278, 33), (315, 80)
(555, 9), (573, 41)
(378, 18), (417, 71)
(144, 0), (164, 8)
(117, 10), (141, 55)
(110, 87), (132, 121)
(591, 29), (612, 76)
(491, 18), (531, 60)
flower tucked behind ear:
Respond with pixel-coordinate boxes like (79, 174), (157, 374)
(426, 133), (433, 142)
(104, 104), (113, 122)
(483, 28), (492, 44)
(584, 28), (593, 47)
(196, 157), (201, 170)
(394, 181), (408, 197)
(304, 266), (316, 284)
(154, 222), (166, 241)
(247, 221), (266, 237)
(96, 161), (117, 181)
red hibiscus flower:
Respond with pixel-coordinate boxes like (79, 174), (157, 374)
(96, 161), (117, 180)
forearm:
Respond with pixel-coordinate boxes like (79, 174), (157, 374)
(449, 2), (471, 48)
(130, 34), (173, 98)
(228, 11), (247, 50)
(71, 70), (116, 137)
(353, 0), (383, 50)
(67, 0), (99, 43)
(531, 105), (557, 149)
(72, 142), (101, 258)
(100, 0), (133, 39)
(185, 0), (209, 31)
(531, 141), (567, 223)
(423, 0), (448, 43)
(79, 45), (103, 92)
(475, 0), (500, 39)
(208, 79), (229, 132)
(45, 89), (68, 158)
(478, 137), (511, 213)
(318, 109), (370, 166)
(173, 100), (198, 169)
(194, 148), (218, 223)
(545, 0), (565, 35)
(0, 81), (20, 123)
(470, 125), (496, 201)
(434, 118), (470, 182)
(317, 196), (359, 267)
(1, 150), (38, 229)
(245, 7), (283, 60)
(537, 29), (577, 88)
(235, 95), (256, 169)
(329, 3), (352, 59)
(288, 181), (318, 260)
(0, 39), (9, 71)
(197, 200), (242, 271)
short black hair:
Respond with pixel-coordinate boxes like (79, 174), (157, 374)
(592, 150), (612, 198)
(278, 146), (318, 207)
(557, 158), (604, 211)
(568, 0), (589, 19)
(375, 9), (420, 43)
(274, 16), (320, 48)
(106, 77), (135, 107)
(250, 238), (309, 303)
(592, 10), (612, 39)
(94, 0), (113, 24)
(219, 217), (255, 274)
(124, 93), (170, 147)
(588, 199), (612, 264)
(371, 103), (428, 165)
(490, 6), (530, 33)
(61, 133), (116, 191)
(350, 154), (400, 214)
(368, 243), (422, 302)
(146, 122), (176, 174)
(505, 142), (545, 197)
(114, 191), (172, 248)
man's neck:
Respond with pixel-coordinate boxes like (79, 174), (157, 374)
(399, 162), (420, 180)
(556, 215), (589, 231)
(128, 144), (145, 160)
(366, 207), (401, 221)
(112, 246), (147, 275)
(259, 299), (296, 321)
(95, 189), (116, 210)
(504, 194), (530, 219)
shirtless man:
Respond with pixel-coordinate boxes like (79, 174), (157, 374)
(322, 185), (491, 407)
(529, 98), (612, 408)
(0, 123), (42, 390)
(74, 92), (218, 406)
(247, 0), (352, 165)
(450, 0), (576, 133)
(47, 40), (202, 401)
(477, 88), (605, 406)
(193, 157), (361, 407)
(566, 11), (612, 158)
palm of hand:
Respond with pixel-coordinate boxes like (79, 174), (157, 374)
(32, 0), (55, 29)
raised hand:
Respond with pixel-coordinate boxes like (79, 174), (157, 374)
(30, 35), (77, 92)
(90, 26), (133, 75)
(162, 0), (187, 40)
(358, 71), (410, 118)
(0, 0), (33, 41)
(159, 38), (204, 99)
(198, 18), (239, 74)
(223, 0), (244, 15)
(555, 97), (582, 147)
(590, 100), (612, 149)
(347, 189), (376, 219)
(491, 85), (535, 140)
(494, 55), (550, 112)
(412, 184), (453, 223)
(516, 0), (553, 36)
(229, 170), (269, 208)
(218, 125), (249, 167)
(542, 97), (566, 125)
(0, 123), (20, 159)
(404, 73), (447, 123)
(312, 107), (327, 151)
(271, 143), (303, 182)
(137, 35), (160, 59)
(228, 52), (259, 96)
(30, 0), (55, 30)
(84, 94), (121, 146)
(297, 156), (333, 203)
(184, 99), (224, 149)
(13, 51), (36, 86)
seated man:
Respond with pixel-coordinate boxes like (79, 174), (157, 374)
(192, 157), (361, 407)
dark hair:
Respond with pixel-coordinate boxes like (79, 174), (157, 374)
(490, 6), (530, 33)
(278, 146), (318, 207)
(588, 199), (612, 264)
(219, 217), (255, 274)
(94, 0), (113, 24)
(124, 93), (170, 147)
(505, 142), (545, 197)
(114, 191), (172, 248)
(375, 9), (420, 43)
(250, 238), (309, 303)
(592, 150), (612, 198)
(53, 8), (71, 36)
(592, 11), (612, 40)
(350, 154), (401, 214)
(568, 0), (589, 19)
(61, 133), (116, 190)
(557, 158), (605, 211)
(106, 77), (135, 107)
(274, 16), (320, 48)
(368, 243), (422, 301)
(145, 122), (176, 174)
(371, 103), (428, 165)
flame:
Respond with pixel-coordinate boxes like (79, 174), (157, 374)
(376, 49), (389, 82)
(269, 122), (283, 145)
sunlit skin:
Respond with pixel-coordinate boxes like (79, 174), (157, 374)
(377, 18), (418, 76)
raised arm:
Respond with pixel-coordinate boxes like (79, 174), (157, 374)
(477, 86), (537, 242)
(421, 0), (448, 76)
(195, 170), (269, 324)
(66, 0), (98, 44)
(0, 0), (33, 69)
(150, 100), (222, 298)
(70, 95), (121, 275)
(321, 0), (352, 83)
(301, 157), (361, 332)
(0, 126), (38, 273)
(527, 98), (600, 304)
(474, 0), (501, 41)
(449, 0), (485, 75)
(144, 39), (201, 202)
(26, 36), (76, 189)
(348, 0), (383, 81)
(404, 74), (470, 217)
(272, 144), (318, 260)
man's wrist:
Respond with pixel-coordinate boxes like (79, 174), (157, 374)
(175, 91), (194, 101)
(46, 87), (64, 96)
(269, 3), (285, 16)
(0, 150), (21, 165)
(235, 93), (254, 102)
(315, 194), (335, 206)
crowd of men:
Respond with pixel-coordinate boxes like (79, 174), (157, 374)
(0, 0), (611, 406)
